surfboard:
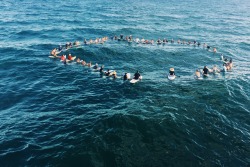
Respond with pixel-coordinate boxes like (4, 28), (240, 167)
(130, 76), (142, 83)
(48, 55), (60, 59)
(194, 76), (203, 80)
(168, 75), (176, 80)
(65, 56), (76, 62)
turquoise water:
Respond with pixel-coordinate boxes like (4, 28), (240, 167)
(0, 0), (249, 166)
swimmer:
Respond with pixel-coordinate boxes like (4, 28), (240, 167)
(197, 42), (201, 46)
(93, 63), (98, 69)
(177, 39), (180, 44)
(171, 39), (174, 43)
(151, 39), (154, 44)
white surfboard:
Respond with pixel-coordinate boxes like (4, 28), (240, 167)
(130, 76), (142, 83)
(168, 75), (176, 80)
(194, 76), (203, 80)
(48, 56), (60, 58)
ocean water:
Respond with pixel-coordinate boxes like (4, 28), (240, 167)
(0, 0), (249, 166)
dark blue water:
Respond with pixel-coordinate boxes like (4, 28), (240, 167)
(0, 0), (249, 166)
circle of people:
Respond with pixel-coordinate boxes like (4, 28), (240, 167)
(50, 34), (233, 81)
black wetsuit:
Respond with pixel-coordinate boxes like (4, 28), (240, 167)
(123, 74), (128, 80)
(93, 65), (98, 69)
(106, 71), (110, 76)
(134, 73), (140, 79)
(197, 42), (201, 46)
(207, 46), (210, 49)
(120, 35), (123, 39)
(169, 71), (175, 75)
(203, 68), (209, 74)
(100, 67), (103, 73)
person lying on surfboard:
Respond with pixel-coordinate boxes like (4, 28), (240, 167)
(134, 71), (141, 79)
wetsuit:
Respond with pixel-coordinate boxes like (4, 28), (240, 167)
(106, 71), (110, 76)
(169, 71), (175, 76)
(93, 65), (98, 69)
(100, 67), (103, 73)
(203, 68), (209, 75)
(123, 74), (128, 80)
(134, 72), (140, 79)
(207, 46), (210, 49)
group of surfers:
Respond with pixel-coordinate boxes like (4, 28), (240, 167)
(167, 57), (233, 80)
(50, 34), (234, 80)
(194, 58), (233, 79)
(111, 34), (218, 53)
(50, 37), (109, 56)
(55, 53), (142, 81)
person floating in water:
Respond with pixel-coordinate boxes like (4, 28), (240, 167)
(134, 71), (141, 79)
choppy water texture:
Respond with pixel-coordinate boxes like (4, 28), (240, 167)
(0, 0), (250, 166)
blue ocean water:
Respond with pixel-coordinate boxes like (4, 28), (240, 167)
(0, 0), (249, 166)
